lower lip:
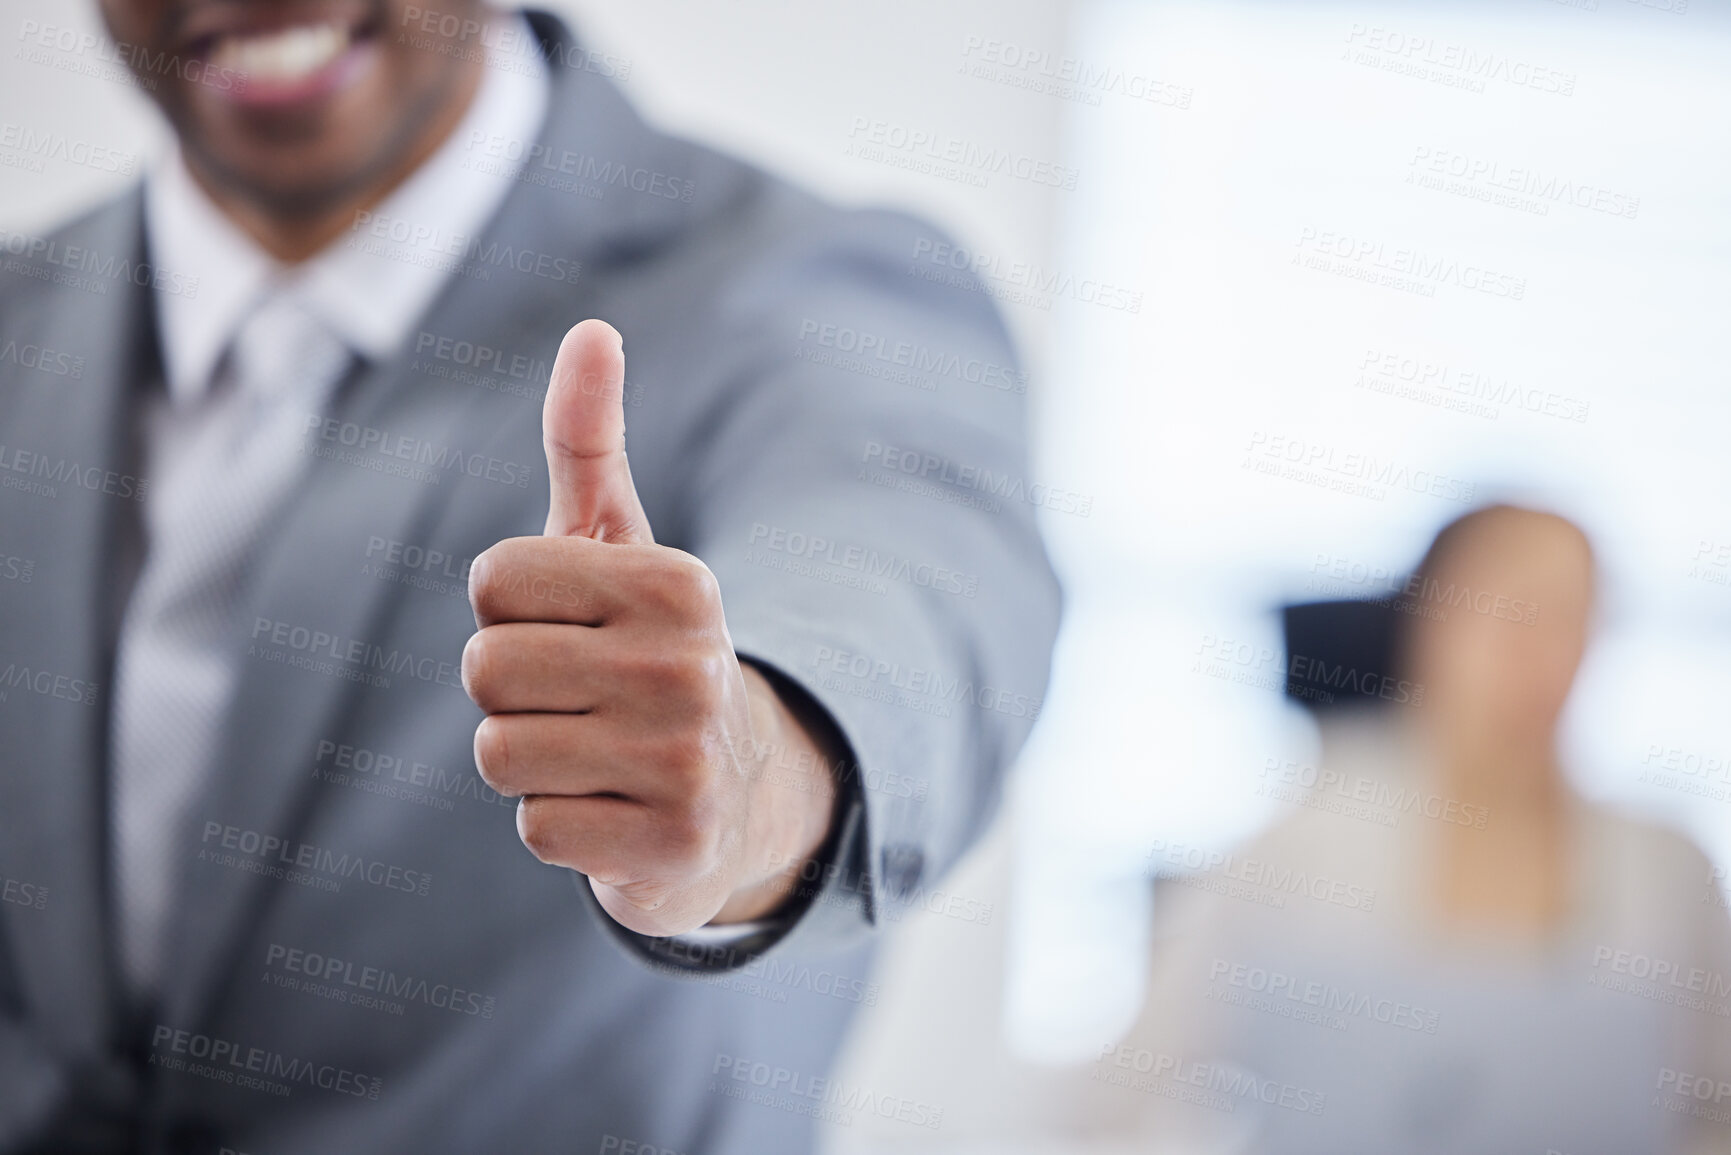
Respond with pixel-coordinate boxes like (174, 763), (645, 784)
(212, 37), (377, 110)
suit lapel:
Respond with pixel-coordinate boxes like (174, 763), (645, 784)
(0, 195), (155, 1058)
(157, 233), (588, 1033)
(156, 339), (502, 1028)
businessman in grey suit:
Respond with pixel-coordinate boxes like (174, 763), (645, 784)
(0, 2), (1059, 1151)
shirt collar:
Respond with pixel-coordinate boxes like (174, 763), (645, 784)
(144, 10), (550, 407)
(143, 154), (274, 407)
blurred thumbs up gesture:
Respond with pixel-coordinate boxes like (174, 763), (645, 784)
(462, 320), (839, 936)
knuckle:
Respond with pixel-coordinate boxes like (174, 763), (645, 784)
(467, 543), (504, 616)
(471, 538), (546, 621)
(515, 798), (562, 864)
(684, 557), (723, 610)
(630, 645), (711, 705)
(629, 646), (677, 686)
(656, 727), (712, 784)
(460, 631), (495, 706)
(690, 650), (730, 705)
(648, 552), (720, 615)
(663, 649), (715, 703)
(472, 716), (514, 795)
(657, 801), (714, 866)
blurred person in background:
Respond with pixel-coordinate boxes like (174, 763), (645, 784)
(0, 1), (1059, 1151)
(1087, 506), (1731, 1153)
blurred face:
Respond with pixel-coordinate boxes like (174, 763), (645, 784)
(98, 0), (486, 222)
(1408, 512), (1594, 779)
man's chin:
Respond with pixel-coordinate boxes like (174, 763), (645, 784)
(181, 141), (392, 234)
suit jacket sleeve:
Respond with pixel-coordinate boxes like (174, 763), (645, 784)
(582, 196), (1062, 969)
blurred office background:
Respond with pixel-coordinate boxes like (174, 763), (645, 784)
(6, 0), (1730, 1150)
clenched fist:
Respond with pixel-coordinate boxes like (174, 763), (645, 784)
(462, 320), (841, 937)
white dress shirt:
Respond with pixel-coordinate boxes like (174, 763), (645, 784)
(145, 13), (551, 402)
(115, 16), (548, 994)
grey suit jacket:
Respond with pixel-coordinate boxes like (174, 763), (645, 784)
(0, 12), (1060, 1153)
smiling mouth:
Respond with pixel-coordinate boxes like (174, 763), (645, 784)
(210, 22), (353, 83)
(190, 12), (383, 102)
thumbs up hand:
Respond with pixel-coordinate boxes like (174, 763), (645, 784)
(462, 320), (841, 937)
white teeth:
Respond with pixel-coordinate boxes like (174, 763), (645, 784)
(211, 22), (350, 85)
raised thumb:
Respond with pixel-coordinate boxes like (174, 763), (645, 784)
(541, 319), (652, 544)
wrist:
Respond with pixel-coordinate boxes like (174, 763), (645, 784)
(711, 662), (842, 924)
